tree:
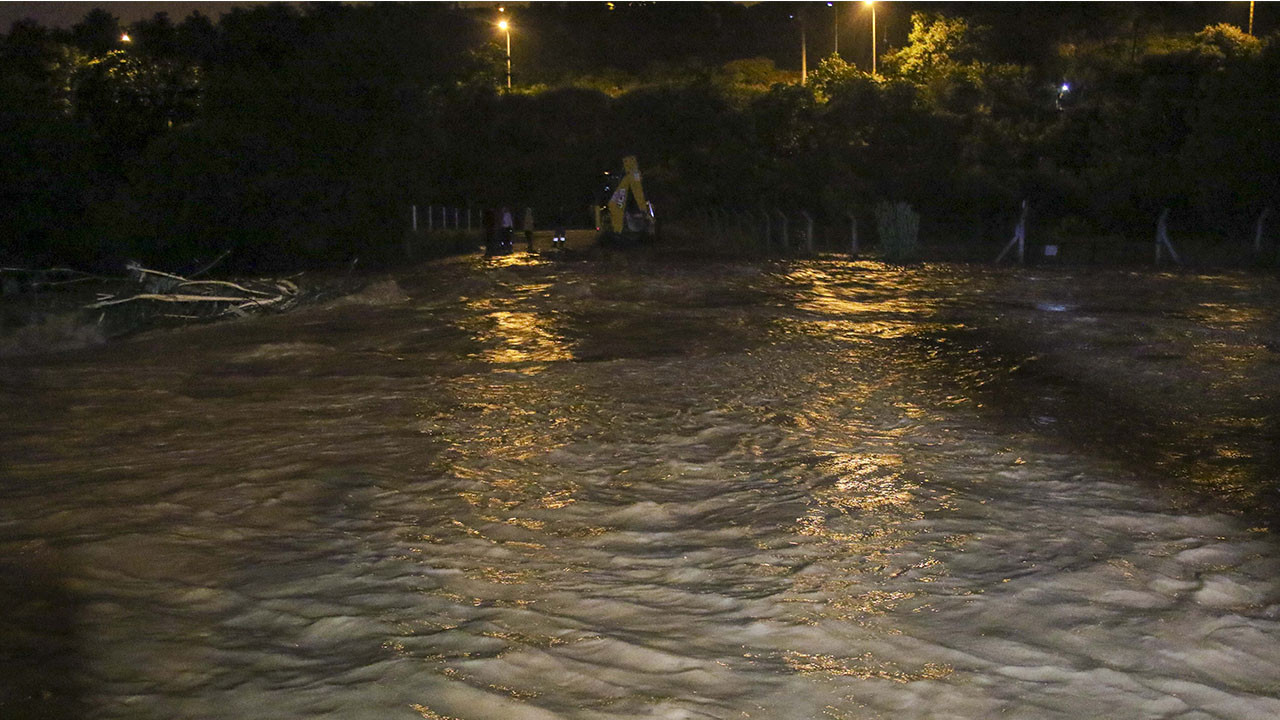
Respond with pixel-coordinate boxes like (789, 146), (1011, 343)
(882, 12), (984, 83)
(70, 8), (122, 56)
(72, 49), (201, 158)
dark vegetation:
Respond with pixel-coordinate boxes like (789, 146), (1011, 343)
(1, 2), (1277, 272)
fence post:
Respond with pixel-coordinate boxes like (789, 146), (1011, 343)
(760, 208), (772, 249)
(847, 212), (858, 256)
(774, 209), (789, 250)
(427, 205), (434, 232)
(995, 200), (1028, 264)
(800, 211), (814, 253)
(406, 206), (416, 260)
(1156, 208), (1182, 266)
(1255, 206), (1271, 254)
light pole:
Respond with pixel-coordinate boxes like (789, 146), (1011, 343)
(865, 1), (876, 75)
(497, 19), (511, 89)
(829, 2), (838, 56)
(790, 13), (807, 85)
(801, 18), (807, 84)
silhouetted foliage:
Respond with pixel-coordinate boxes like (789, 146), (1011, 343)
(1, 3), (1277, 270)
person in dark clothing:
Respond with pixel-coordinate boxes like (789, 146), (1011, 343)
(552, 207), (567, 250)
(482, 208), (497, 256)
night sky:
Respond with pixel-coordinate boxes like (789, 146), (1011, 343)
(3, 2), (1264, 36)
(0, 1), (276, 29)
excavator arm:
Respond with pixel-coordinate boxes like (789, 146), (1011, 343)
(601, 155), (656, 237)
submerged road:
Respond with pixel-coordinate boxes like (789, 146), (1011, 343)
(2, 253), (1279, 719)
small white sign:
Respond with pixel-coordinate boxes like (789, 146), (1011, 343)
(1044, 245), (1059, 257)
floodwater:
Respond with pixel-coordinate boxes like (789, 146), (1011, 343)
(3, 253), (1280, 719)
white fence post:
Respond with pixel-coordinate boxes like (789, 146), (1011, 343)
(1255, 206), (1270, 254)
(847, 212), (858, 255)
(995, 199), (1028, 264)
(1156, 208), (1182, 266)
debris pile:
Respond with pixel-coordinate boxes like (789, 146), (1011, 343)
(86, 262), (301, 321)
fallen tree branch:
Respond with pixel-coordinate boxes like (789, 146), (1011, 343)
(87, 293), (265, 309)
(84, 261), (299, 322)
(175, 279), (278, 297)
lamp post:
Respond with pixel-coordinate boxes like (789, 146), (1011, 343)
(865, 1), (876, 75)
(497, 19), (511, 89)
(790, 13), (807, 85)
(829, 2), (838, 55)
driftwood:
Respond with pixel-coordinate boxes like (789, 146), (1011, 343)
(86, 262), (300, 320)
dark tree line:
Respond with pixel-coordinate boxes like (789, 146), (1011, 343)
(1, 3), (1276, 271)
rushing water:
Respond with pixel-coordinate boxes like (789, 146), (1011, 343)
(3, 254), (1280, 719)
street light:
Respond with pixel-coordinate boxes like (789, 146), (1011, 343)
(829, 2), (838, 56)
(865, 1), (876, 75)
(497, 19), (511, 89)
(120, 33), (132, 43)
(789, 13), (807, 86)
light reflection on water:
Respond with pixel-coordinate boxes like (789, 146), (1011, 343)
(1, 254), (1280, 718)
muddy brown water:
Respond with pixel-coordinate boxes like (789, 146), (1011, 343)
(2, 253), (1279, 719)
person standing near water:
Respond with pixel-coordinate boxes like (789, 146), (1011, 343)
(482, 208), (497, 256)
(552, 207), (567, 249)
(500, 207), (514, 252)
(523, 207), (535, 252)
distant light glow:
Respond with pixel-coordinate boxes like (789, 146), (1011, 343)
(1060, 82), (1071, 93)
(498, 20), (509, 30)
(120, 33), (131, 42)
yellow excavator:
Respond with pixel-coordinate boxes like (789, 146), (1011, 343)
(595, 155), (657, 244)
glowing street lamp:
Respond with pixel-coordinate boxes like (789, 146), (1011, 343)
(497, 19), (511, 89)
(120, 33), (132, 43)
(865, 1), (876, 75)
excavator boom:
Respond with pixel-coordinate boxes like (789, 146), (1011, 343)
(599, 155), (656, 240)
